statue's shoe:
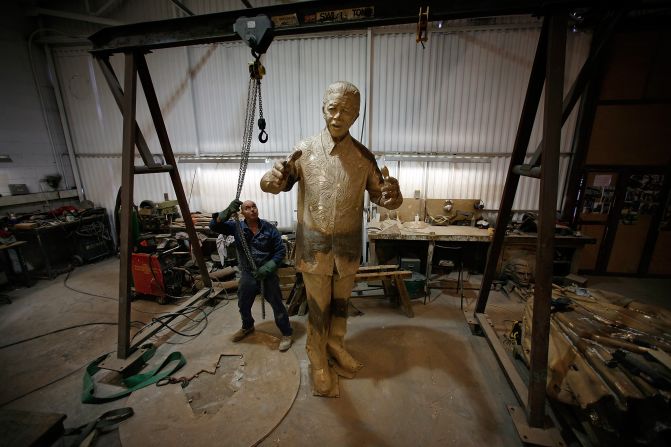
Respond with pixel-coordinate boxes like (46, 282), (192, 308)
(327, 344), (363, 374)
(312, 367), (332, 395)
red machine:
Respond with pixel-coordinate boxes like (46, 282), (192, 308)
(131, 251), (184, 303)
(131, 253), (166, 298)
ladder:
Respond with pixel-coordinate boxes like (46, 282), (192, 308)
(95, 52), (213, 359)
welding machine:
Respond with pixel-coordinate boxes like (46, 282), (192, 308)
(131, 250), (183, 304)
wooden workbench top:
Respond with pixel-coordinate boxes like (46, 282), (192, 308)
(368, 222), (594, 245)
(0, 240), (28, 250)
(368, 222), (492, 241)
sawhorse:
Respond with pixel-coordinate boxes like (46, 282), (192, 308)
(286, 265), (414, 318)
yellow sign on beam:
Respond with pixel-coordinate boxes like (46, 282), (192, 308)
(304, 7), (374, 24)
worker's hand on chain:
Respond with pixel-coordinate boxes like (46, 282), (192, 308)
(379, 166), (402, 208)
(262, 150), (302, 192)
(253, 259), (278, 281)
(218, 199), (243, 222)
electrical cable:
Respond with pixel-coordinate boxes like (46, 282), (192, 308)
(0, 322), (117, 350)
(130, 304), (211, 342)
(63, 268), (188, 315)
(131, 293), (232, 344)
(152, 312), (207, 338)
(0, 362), (87, 408)
(64, 269), (116, 301)
(210, 276), (235, 301)
(0, 300), (231, 406)
(131, 313), (205, 342)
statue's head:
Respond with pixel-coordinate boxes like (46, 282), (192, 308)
(322, 81), (360, 140)
(503, 258), (532, 287)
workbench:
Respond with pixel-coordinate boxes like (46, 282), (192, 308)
(0, 240), (32, 289)
(12, 208), (114, 279)
(368, 222), (594, 295)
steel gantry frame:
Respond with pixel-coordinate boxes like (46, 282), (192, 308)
(472, 5), (627, 435)
(98, 50), (213, 362)
(86, 0), (640, 441)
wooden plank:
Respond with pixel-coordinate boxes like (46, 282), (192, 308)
(425, 240), (435, 297)
(0, 241), (28, 250)
(12, 223), (38, 230)
(369, 225), (491, 241)
(475, 313), (528, 406)
(357, 264), (399, 272)
(286, 278), (305, 316)
(393, 273), (414, 318)
(355, 270), (412, 280)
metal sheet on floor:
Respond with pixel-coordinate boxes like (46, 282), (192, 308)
(119, 331), (300, 447)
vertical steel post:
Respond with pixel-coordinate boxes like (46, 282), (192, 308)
(474, 19), (548, 314)
(527, 12), (566, 428)
(117, 52), (137, 359)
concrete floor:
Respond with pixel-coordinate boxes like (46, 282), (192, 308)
(1, 258), (668, 446)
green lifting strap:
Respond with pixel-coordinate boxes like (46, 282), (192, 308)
(82, 345), (186, 404)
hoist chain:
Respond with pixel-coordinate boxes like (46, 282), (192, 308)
(257, 80), (267, 143)
(235, 77), (257, 200)
(234, 52), (269, 318)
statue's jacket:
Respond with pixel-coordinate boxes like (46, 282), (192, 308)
(287, 128), (399, 277)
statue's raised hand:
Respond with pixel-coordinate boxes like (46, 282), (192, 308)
(379, 166), (402, 208)
(261, 150), (302, 192)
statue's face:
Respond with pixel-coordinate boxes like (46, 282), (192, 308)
(511, 262), (532, 287)
(323, 92), (359, 140)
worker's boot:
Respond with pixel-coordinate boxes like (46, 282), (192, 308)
(278, 335), (293, 352)
(327, 299), (363, 374)
(231, 326), (255, 342)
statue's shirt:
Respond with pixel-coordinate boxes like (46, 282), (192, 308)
(292, 129), (387, 276)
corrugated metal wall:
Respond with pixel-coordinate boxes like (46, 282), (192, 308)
(374, 25), (589, 211)
(52, 15), (590, 230)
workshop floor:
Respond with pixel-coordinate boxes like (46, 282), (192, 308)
(0, 259), (668, 446)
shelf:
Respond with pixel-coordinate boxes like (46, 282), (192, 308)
(0, 190), (79, 207)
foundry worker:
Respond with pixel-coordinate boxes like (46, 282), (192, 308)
(260, 81), (403, 396)
(209, 199), (293, 352)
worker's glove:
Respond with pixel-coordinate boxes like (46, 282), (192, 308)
(217, 199), (243, 222)
(253, 260), (278, 281)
